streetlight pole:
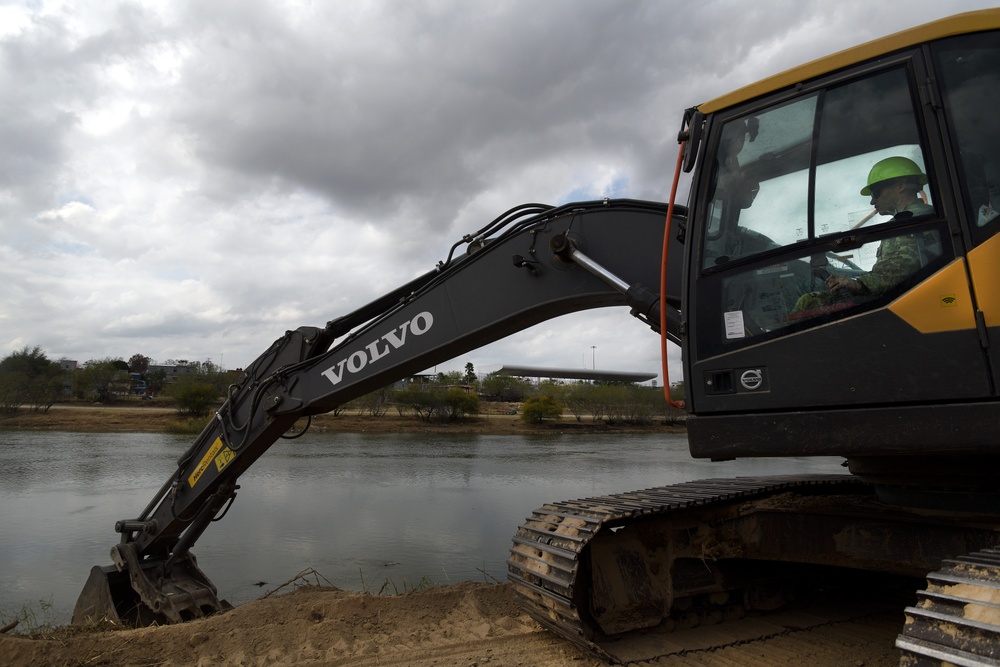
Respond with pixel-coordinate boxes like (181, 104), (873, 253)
(591, 346), (596, 369)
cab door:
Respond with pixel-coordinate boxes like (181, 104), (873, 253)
(932, 31), (1000, 385)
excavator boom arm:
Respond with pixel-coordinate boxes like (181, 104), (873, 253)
(74, 198), (684, 625)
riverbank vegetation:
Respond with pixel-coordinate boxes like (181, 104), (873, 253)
(1, 347), (685, 434)
(0, 347), (67, 415)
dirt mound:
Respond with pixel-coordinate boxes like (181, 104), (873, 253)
(1, 582), (603, 667)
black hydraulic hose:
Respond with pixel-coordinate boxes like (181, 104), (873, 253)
(210, 490), (238, 522)
(226, 376), (280, 451)
(478, 202), (553, 238)
(324, 268), (442, 339)
(136, 475), (181, 523)
(326, 200), (668, 355)
(279, 414), (311, 439)
(441, 203), (553, 267)
(313, 201), (612, 367)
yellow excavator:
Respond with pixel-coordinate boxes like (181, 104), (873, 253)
(74, 10), (1000, 665)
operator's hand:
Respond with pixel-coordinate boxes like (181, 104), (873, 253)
(825, 274), (863, 294)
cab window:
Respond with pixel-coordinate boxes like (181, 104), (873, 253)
(703, 67), (934, 270)
(697, 65), (949, 351)
(932, 32), (1000, 244)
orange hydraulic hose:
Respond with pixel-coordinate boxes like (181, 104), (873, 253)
(661, 140), (686, 410)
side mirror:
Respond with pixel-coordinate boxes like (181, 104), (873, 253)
(679, 108), (704, 173)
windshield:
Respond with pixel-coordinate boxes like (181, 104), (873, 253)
(702, 67), (934, 271)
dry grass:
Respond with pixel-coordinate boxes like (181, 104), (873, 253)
(0, 404), (186, 432)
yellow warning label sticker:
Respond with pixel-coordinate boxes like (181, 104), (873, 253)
(214, 447), (235, 474)
(188, 437), (225, 488)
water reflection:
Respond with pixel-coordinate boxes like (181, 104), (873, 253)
(0, 430), (846, 625)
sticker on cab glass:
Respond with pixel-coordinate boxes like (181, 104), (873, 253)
(724, 311), (745, 339)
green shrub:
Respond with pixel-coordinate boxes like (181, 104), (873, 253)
(169, 381), (219, 417)
(393, 385), (480, 422)
(443, 387), (480, 420)
(522, 395), (563, 423)
(480, 372), (532, 402)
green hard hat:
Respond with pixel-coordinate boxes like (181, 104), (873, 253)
(861, 156), (928, 196)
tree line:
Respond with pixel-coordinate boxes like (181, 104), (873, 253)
(1, 347), (685, 425)
(341, 369), (686, 425)
(0, 346), (230, 416)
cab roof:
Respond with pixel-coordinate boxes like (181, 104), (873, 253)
(698, 9), (1000, 115)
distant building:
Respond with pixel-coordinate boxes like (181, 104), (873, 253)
(129, 372), (147, 395)
(496, 365), (656, 384)
(148, 363), (199, 382)
(395, 367), (657, 389)
(392, 374), (437, 389)
(58, 359), (78, 372)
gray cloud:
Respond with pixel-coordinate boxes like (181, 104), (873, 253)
(0, 0), (989, 381)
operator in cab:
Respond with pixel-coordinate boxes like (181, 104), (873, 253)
(792, 156), (930, 312)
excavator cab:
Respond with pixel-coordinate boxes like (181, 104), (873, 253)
(681, 20), (1000, 485)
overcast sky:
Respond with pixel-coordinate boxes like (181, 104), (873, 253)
(1, 0), (992, 384)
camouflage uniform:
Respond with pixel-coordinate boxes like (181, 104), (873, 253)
(853, 234), (921, 295)
(791, 202), (931, 313)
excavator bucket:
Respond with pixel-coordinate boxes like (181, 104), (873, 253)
(72, 565), (154, 626)
(72, 546), (230, 627)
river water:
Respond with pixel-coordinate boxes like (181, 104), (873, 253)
(0, 430), (847, 626)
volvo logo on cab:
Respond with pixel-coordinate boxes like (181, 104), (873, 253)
(740, 369), (763, 391)
(321, 311), (434, 386)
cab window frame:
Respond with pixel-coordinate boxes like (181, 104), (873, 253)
(690, 48), (952, 355)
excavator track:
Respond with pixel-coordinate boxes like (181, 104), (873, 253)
(897, 547), (1000, 666)
(507, 473), (876, 664)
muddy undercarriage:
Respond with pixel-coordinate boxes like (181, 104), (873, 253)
(508, 474), (1000, 664)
